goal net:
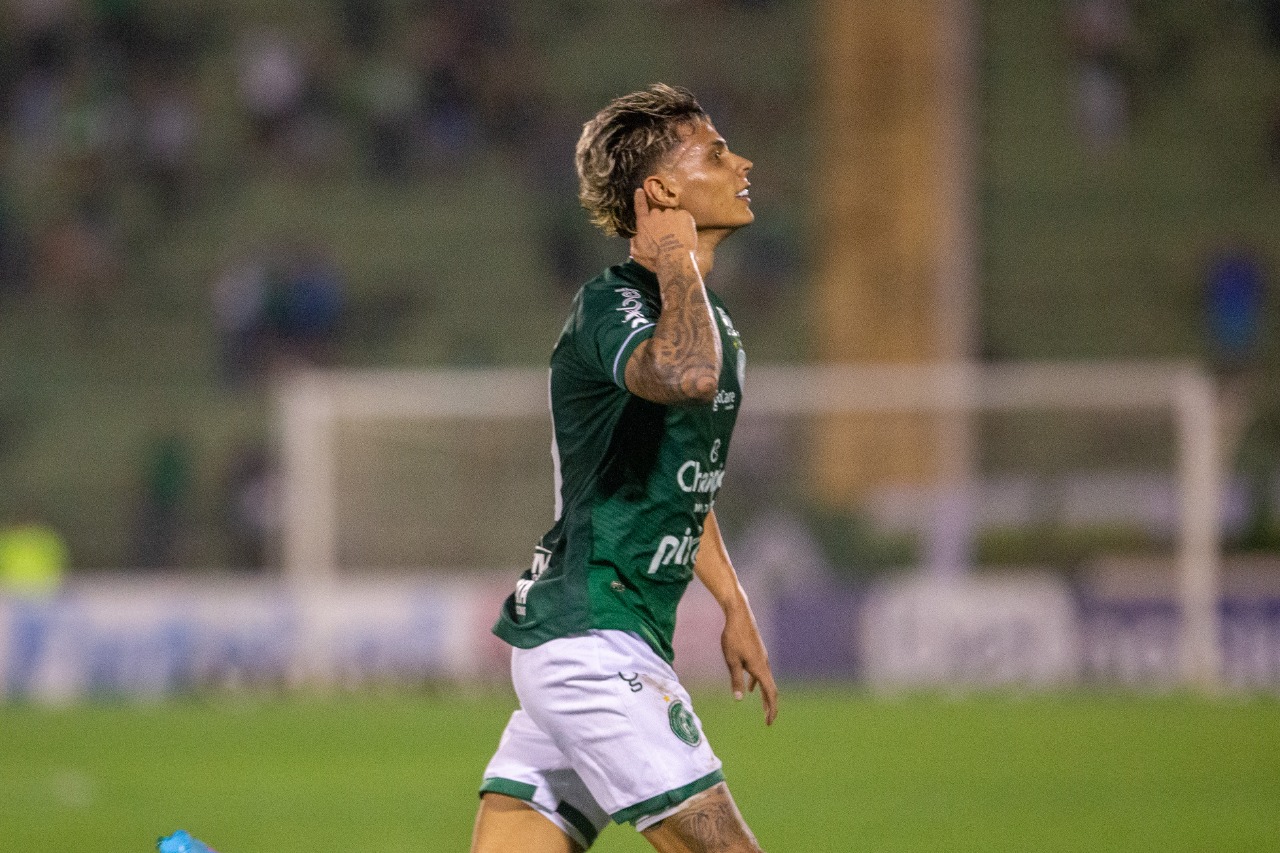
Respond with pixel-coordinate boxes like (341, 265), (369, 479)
(274, 362), (1225, 688)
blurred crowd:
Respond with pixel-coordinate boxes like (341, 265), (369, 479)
(0, 0), (799, 358)
(0, 0), (800, 568)
(1065, 0), (1280, 159)
(213, 241), (346, 384)
(0, 0), (549, 314)
(9, 1), (1274, 571)
(0, 0), (204, 300)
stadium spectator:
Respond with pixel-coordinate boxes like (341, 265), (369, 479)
(7, 64), (67, 163)
(1202, 241), (1267, 376)
(212, 246), (271, 386)
(221, 443), (279, 570)
(57, 61), (137, 215)
(129, 432), (193, 569)
(268, 241), (347, 369)
(416, 63), (479, 166)
(401, 4), (494, 168)
(1065, 0), (1132, 152)
(282, 42), (350, 175)
(0, 509), (66, 601)
(30, 207), (122, 333)
(0, 508), (68, 699)
(235, 27), (307, 159)
(355, 53), (421, 180)
(136, 77), (202, 218)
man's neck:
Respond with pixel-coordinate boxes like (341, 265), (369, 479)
(631, 247), (716, 279)
(691, 227), (733, 277)
(628, 227), (733, 279)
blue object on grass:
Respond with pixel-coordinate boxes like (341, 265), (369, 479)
(157, 829), (219, 852)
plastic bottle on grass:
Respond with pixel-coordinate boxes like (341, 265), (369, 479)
(157, 829), (219, 852)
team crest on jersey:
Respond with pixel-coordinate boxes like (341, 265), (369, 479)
(667, 700), (701, 746)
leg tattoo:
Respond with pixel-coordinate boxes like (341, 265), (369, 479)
(642, 784), (762, 853)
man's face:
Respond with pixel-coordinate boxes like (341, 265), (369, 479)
(657, 119), (753, 233)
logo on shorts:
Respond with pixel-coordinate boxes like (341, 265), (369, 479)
(667, 701), (701, 747)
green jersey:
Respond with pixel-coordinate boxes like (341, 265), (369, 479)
(493, 260), (745, 662)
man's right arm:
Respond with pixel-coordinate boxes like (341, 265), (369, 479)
(623, 189), (722, 405)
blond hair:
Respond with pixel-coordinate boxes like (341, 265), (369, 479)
(574, 84), (707, 238)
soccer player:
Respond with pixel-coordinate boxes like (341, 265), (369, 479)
(471, 84), (776, 853)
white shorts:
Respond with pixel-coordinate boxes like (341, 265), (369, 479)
(480, 629), (723, 847)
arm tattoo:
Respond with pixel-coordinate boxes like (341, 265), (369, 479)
(626, 259), (722, 405)
(657, 234), (686, 253)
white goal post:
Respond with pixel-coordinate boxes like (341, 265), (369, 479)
(275, 361), (1224, 689)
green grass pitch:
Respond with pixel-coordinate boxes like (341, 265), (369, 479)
(2, 687), (1278, 851)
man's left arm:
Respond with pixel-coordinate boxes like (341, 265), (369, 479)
(693, 510), (778, 725)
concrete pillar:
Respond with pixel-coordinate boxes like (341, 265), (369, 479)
(811, 0), (977, 546)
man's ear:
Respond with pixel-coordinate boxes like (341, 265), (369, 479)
(641, 174), (679, 209)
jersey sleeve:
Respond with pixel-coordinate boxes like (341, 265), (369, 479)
(575, 283), (659, 389)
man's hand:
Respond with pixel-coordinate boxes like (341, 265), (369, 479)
(695, 511), (778, 726)
(721, 606), (779, 726)
(629, 188), (697, 274)
(623, 187), (721, 405)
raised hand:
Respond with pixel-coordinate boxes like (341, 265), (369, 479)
(629, 187), (697, 274)
(623, 186), (721, 406)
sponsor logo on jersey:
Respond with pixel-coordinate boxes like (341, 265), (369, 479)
(667, 700), (701, 746)
(676, 460), (726, 495)
(712, 389), (736, 411)
(648, 528), (701, 574)
(514, 545), (552, 618)
(615, 287), (650, 329)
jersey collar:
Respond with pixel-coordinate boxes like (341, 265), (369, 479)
(618, 258), (661, 296)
